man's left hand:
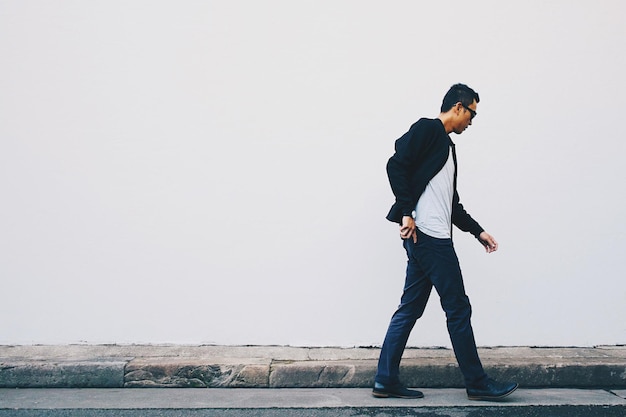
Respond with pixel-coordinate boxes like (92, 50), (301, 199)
(479, 231), (498, 253)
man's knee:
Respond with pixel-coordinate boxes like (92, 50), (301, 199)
(441, 296), (472, 324)
(392, 304), (426, 325)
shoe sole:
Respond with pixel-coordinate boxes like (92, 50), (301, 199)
(372, 391), (424, 399)
(467, 383), (519, 401)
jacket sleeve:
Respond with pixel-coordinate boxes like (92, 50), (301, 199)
(386, 146), (415, 221)
(386, 121), (434, 223)
(451, 190), (484, 239)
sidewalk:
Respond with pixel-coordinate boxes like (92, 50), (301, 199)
(1, 388), (626, 416)
(1, 345), (625, 389)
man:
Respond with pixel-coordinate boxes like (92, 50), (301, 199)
(373, 84), (518, 401)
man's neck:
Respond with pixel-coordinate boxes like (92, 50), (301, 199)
(437, 112), (455, 134)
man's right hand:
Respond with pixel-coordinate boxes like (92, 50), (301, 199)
(400, 215), (417, 243)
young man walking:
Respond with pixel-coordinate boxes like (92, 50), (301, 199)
(373, 84), (518, 401)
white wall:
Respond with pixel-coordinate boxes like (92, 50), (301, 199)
(1, 0), (625, 348)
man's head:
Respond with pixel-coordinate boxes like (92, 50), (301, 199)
(439, 83), (479, 135)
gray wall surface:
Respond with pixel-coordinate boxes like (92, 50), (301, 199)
(1, 0), (625, 347)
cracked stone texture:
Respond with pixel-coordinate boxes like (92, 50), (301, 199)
(269, 360), (375, 388)
(124, 359), (269, 388)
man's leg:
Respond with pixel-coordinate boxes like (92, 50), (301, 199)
(375, 238), (433, 386)
(413, 231), (487, 387)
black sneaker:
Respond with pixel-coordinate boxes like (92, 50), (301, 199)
(372, 382), (424, 399)
(466, 378), (518, 401)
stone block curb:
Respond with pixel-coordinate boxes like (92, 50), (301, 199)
(0, 360), (126, 388)
(1, 345), (625, 389)
(124, 359), (270, 388)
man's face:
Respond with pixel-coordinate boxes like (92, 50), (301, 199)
(453, 100), (477, 134)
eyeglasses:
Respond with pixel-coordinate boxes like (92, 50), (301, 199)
(462, 104), (476, 121)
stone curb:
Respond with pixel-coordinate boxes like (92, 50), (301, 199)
(1, 345), (625, 389)
(0, 360), (126, 388)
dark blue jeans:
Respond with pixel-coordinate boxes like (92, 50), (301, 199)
(375, 230), (487, 388)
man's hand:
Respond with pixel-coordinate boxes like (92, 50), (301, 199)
(479, 231), (498, 253)
(400, 216), (417, 243)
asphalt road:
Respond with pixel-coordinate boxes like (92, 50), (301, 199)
(2, 407), (626, 417)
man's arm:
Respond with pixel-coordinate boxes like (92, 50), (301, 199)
(451, 191), (483, 236)
(452, 191), (498, 253)
(386, 154), (414, 221)
(386, 119), (439, 224)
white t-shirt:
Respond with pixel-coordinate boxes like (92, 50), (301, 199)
(414, 146), (455, 239)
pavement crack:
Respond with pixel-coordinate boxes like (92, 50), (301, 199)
(316, 367), (325, 383)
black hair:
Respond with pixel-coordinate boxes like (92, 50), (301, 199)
(440, 83), (480, 112)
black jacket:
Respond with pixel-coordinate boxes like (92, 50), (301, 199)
(385, 118), (484, 239)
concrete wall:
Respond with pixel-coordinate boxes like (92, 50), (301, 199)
(1, 0), (625, 348)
